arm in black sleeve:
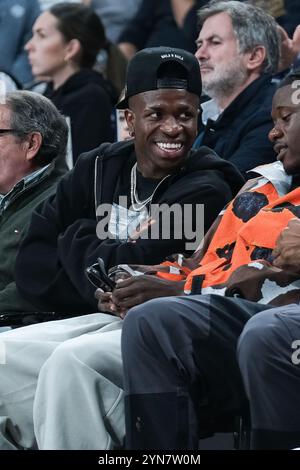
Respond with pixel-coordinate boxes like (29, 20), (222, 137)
(179, 1), (207, 52)
(15, 157), (99, 313)
(55, 182), (230, 309)
(16, 153), (231, 313)
(118, 0), (157, 50)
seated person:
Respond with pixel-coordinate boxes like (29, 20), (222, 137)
(99, 62), (300, 312)
(25, 3), (117, 163)
(0, 47), (242, 450)
(120, 70), (300, 449)
(0, 67), (295, 451)
(193, 1), (279, 177)
(15, 46), (242, 316)
(236, 216), (300, 450)
(123, 218), (300, 450)
(0, 90), (68, 314)
(236, 215), (300, 450)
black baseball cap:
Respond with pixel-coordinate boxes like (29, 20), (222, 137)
(116, 46), (202, 109)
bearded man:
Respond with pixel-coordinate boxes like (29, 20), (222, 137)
(193, 0), (279, 177)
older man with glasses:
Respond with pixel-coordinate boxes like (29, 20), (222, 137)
(0, 90), (68, 315)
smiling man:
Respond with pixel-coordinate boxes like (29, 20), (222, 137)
(193, 0), (280, 177)
(15, 46), (242, 315)
(0, 47), (244, 451)
(0, 90), (67, 314)
(120, 70), (300, 450)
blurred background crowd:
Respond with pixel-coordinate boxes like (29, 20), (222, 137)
(0, 0), (299, 167)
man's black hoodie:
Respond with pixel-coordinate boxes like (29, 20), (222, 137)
(15, 140), (244, 313)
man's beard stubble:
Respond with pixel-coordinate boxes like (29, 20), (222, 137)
(201, 58), (248, 104)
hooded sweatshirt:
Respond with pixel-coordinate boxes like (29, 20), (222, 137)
(44, 69), (116, 163)
(15, 140), (244, 313)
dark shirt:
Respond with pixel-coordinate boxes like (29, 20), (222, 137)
(113, 153), (158, 206)
(193, 76), (277, 178)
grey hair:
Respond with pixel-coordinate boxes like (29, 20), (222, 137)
(198, 0), (280, 75)
(5, 90), (68, 166)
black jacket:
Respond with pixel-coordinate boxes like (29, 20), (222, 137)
(194, 76), (277, 178)
(44, 69), (115, 163)
(15, 140), (244, 313)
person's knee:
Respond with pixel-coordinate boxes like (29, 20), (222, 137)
(123, 298), (162, 346)
(125, 296), (181, 331)
(122, 297), (180, 354)
(237, 310), (280, 373)
(42, 341), (76, 377)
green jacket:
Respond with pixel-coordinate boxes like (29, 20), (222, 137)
(0, 159), (67, 313)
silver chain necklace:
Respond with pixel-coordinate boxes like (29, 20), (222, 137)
(130, 162), (170, 211)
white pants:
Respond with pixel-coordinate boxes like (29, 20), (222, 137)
(0, 312), (124, 450)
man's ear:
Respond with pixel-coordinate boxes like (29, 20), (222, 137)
(24, 132), (43, 162)
(246, 45), (266, 72)
(125, 109), (135, 134)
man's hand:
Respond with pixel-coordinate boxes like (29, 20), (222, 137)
(96, 275), (184, 318)
(278, 25), (300, 72)
(95, 289), (121, 315)
(112, 275), (185, 317)
(272, 218), (300, 273)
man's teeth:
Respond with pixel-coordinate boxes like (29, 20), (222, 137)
(156, 142), (182, 150)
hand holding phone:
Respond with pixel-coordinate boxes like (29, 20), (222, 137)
(85, 258), (116, 292)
